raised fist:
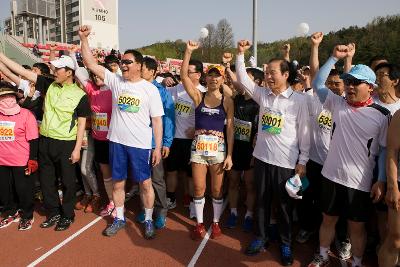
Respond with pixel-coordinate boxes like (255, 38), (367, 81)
(222, 52), (233, 64)
(282, 43), (290, 53)
(78, 25), (92, 39)
(237, 40), (251, 53)
(346, 43), (356, 58)
(311, 32), (324, 46)
(332, 45), (349, 60)
(186, 40), (199, 52)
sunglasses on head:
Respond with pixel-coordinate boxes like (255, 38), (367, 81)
(344, 79), (368, 86)
(120, 59), (134, 65)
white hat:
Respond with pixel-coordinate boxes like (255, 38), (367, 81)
(285, 174), (303, 199)
(50, 55), (76, 70)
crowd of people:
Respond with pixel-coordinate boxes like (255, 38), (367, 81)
(0, 25), (399, 267)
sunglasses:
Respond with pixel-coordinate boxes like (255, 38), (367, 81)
(120, 59), (134, 65)
(344, 79), (368, 86)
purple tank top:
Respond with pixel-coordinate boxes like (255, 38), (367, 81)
(195, 93), (226, 133)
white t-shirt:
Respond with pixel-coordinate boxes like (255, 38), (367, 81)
(373, 96), (400, 115)
(307, 91), (334, 165)
(104, 70), (164, 149)
(321, 90), (389, 192)
(236, 54), (310, 169)
(168, 83), (206, 139)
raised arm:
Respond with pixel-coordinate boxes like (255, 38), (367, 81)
(312, 45), (349, 103)
(0, 53), (37, 83)
(344, 43), (355, 73)
(79, 25), (105, 81)
(235, 40), (256, 98)
(309, 32), (323, 82)
(181, 41), (202, 106)
(0, 61), (21, 86)
(281, 43), (290, 62)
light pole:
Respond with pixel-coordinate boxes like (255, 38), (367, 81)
(252, 0), (258, 66)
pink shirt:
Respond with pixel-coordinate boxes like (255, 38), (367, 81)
(85, 81), (112, 141)
(0, 108), (39, 166)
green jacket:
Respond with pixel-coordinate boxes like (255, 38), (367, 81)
(40, 82), (86, 141)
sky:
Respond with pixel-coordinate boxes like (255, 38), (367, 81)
(1, 0), (399, 51)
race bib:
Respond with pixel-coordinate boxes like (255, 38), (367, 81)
(317, 110), (332, 131)
(196, 134), (219, 157)
(118, 93), (141, 113)
(92, 113), (108, 132)
(0, 121), (16, 141)
(261, 108), (284, 135)
(175, 98), (192, 118)
(234, 118), (252, 142)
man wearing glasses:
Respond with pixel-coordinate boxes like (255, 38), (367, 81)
(79, 25), (164, 240)
(308, 45), (390, 267)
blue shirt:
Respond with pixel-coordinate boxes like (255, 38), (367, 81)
(152, 80), (175, 148)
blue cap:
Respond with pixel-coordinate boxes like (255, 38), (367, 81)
(340, 64), (377, 87)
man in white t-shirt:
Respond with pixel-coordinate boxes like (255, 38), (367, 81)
(79, 26), (164, 240)
(163, 60), (206, 216)
(236, 40), (310, 266)
(308, 45), (390, 267)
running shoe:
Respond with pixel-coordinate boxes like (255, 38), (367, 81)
(135, 210), (145, 224)
(0, 210), (21, 229)
(55, 217), (74, 231)
(245, 238), (267, 256)
(40, 214), (61, 228)
(18, 217), (35, 231)
(243, 216), (253, 232)
(154, 215), (166, 229)
(225, 213), (237, 229)
(296, 229), (314, 244)
(166, 198), (177, 210)
(144, 220), (156, 239)
(337, 239), (352, 260)
(280, 244), (293, 266)
(210, 222), (222, 239)
(191, 223), (206, 240)
(99, 201), (115, 217)
(103, 217), (126, 237)
(308, 254), (330, 267)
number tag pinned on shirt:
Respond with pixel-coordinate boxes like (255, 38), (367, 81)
(317, 110), (332, 131)
(261, 108), (284, 135)
(195, 134), (219, 157)
(234, 118), (252, 142)
(0, 121), (16, 141)
(92, 113), (108, 131)
(117, 93), (141, 113)
(175, 98), (192, 118)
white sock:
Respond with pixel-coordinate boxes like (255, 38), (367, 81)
(116, 206), (124, 220)
(212, 198), (223, 223)
(144, 208), (153, 221)
(230, 208), (238, 216)
(194, 197), (205, 224)
(245, 210), (253, 218)
(352, 256), (362, 266)
(320, 246), (329, 260)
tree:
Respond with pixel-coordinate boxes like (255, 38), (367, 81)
(199, 24), (217, 62)
(215, 19), (234, 50)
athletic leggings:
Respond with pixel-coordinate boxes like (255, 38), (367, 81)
(80, 135), (99, 196)
(0, 166), (34, 219)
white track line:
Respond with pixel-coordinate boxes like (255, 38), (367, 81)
(188, 199), (228, 267)
(27, 216), (102, 267)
